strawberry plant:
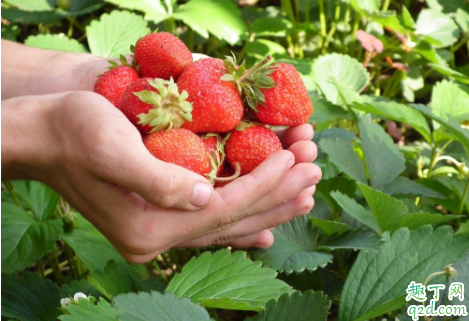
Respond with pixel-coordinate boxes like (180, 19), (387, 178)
(2, 0), (469, 320)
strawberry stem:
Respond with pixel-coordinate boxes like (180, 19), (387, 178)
(213, 162), (241, 183)
(238, 55), (272, 83)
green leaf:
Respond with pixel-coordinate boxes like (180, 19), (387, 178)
(457, 221), (469, 235)
(319, 138), (367, 183)
(166, 249), (293, 311)
(246, 39), (288, 66)
(59, 297), (121, 321)
(313, 128), (356, 158)
(173, 0), (247, 45)
(1, 8), (63, 24)
(87, 260), (155, 299)
(310, 218), (352, 236)
(415, 9), (460, 48)
(113, 292), (212, 321)
(429, 63), (469, 85)
(1, 23), (20, 41)
(345, 0), (380, 12)
(312, 53), (369, 105)
(431, 80), (469, 123)
(456, 8), (469, 33)
(413, 40), (439, 63)
(382, 176), (444, 198)
(1, 203), (63, 273)
(309, 93), (351, 123)
(400, 6), (415, 30)
(401, 64), (424, 102)
(359, 183), (409, 233)
(448, 251), (469, 307)
(395, 213), (462, 230)
(1, 272), (62, 321)
(251, 216), (333, 275)
(355, 296), (407, 321)
(25, 34), (88, 53)
(410, 104), (469, 152)
(339, 226), (469, 321)
(358, 115), (406, 189)
(3, 0), (54, 11)
(86, 10), (149, 58)
(319, 228), (384, 251)
(10, 180), (60, 221)
(366, 11), (409, 34)
(103, 0), (168, 23)
(317, 177), (357, 215)
(61, 213), (125, 273)
(251, 17), (292, 37)
(330, 191), (381, 233)
(245, 290), (331, 321)
(425, 0), (469, 13)
(353, 96), (431, 142)
(60, 279), (103, 301)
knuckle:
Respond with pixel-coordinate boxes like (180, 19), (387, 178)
(151, 171), (179, 208)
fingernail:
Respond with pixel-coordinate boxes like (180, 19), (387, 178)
(191, 183), (213, 207)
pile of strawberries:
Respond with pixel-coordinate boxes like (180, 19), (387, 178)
(94, 32), (313, 186)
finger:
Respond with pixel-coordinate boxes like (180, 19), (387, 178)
(98, 141), (214, 211)
(225, 230), (274, 249)
(243, 162), (321, 217)
(287, 140), (318, 163)
(196, 150), (295, 229)
(177, 186), (316, 248)
(273, 124), (314, 148)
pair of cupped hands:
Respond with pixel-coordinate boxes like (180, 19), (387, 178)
(1, 41), (321, 263)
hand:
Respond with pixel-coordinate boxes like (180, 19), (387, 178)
(2, 91), (321, 263)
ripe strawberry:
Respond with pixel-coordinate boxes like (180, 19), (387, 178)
(177, 58), (244, 133)
(254, 63), (313, 126)
(143, 128), (211, 176)
(119, 78), (192, 133)
(94, 64), (139, 107)
(225, 124), (282, 175)
(200, 133), (240, 186)
(133, 32), (192, 80)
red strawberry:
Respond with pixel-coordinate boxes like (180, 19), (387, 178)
(177, 58), (244, 133)
(94, 65), (139, 107)
(200, 133), (240, 186)
(133, 32), (192, 80)
(119, 78), (192, 133)
(143, 128), (211, 176)
(225, 124), (282, 175)
(254, 63), (313, 126)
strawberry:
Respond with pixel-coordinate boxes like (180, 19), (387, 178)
(177, 58), (244, 133)
(143, 128), (211, 176)
(225, 124), (282, 175)
(222, 56), (313, 126)
(133, 32), (192, 80)
(200, 133), (240, 186)
(119, 77), (192, 133)
(93, 58), (139, 107)
(254, 63), (313, 126)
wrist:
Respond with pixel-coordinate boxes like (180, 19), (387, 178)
(1, 94), (62, 181)
(1, 40), (109, 99)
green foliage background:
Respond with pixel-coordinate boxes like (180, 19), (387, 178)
(1, 0), (469, 320)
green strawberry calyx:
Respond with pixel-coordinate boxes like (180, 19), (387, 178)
(135, 78), (193, 132)
(221, 54), (277, 112)
(204, 133), (241, 185)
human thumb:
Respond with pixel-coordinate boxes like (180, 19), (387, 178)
(107, 148), (214, 211)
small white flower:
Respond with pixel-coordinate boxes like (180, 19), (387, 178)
(73, 292), (87, 300)
(60, 298), (71, 308)
(406, 39), (416, 48)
